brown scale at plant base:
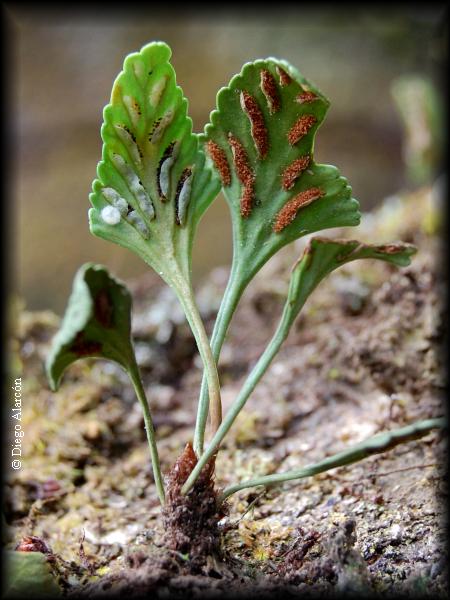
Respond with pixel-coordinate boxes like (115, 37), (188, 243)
(206, 140), (231, 186)
(15, 535), (53, 554)
(288, 114), (317, 145)
(240, 91), (269, 159)
(276, 65), (292, 86)
(228, 133), (255, 218)
(260, 69), (280, 113)
(282, 155), (311, 190)
(296, 91), (319, 104)
(167, 442), (197, 487)
(273, 187), (324, 233)
(162, 442), (226, 569)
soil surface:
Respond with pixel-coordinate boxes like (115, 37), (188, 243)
(5, 183), (447, 598)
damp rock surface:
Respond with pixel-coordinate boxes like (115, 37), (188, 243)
(5, 186), (446, 597)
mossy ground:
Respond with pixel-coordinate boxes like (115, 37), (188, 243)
(4, 184), (446, 597)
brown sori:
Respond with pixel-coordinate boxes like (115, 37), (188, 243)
(281, 156), (311, 190)
(296, 91), (319, 104)
(287, 115), (317, 145)
(240, 91), (269, 158)
(206, 140), (231, 186)
(228, 133), (255, 218)
(260, 69), (280, 113)
(276, 66), (292, 86)
(240, 183), (254, 218)
(273, 187), (324, 232)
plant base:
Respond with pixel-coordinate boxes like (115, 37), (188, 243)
(162, 442), (227, 572)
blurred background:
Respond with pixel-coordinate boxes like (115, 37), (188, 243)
(6, 5), (446, 313)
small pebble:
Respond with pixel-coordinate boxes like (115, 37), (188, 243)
(389, 523), (403, 544)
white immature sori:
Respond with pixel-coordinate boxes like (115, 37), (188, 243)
(127, 210), (150, 238)
(114, 124), (143, 167)
(149, 74), (168, 108)
(122, 95), (141, 127)
(175, 167), (194, 226)
(90, 43), (225, 464)
(149, 109), (174, 144)
(132, 59), (145, 83)
(101, 188), (129, 215)
(158, 142), (179, 199)
(111, 153), (155, 220)
(100, 205), (121, 225)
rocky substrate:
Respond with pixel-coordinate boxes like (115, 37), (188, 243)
(4, 184), (447, 597)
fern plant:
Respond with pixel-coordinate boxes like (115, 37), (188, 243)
(46, 42), (444, 517)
